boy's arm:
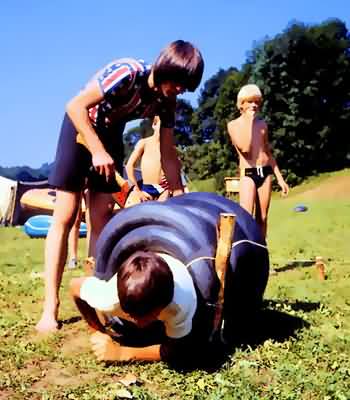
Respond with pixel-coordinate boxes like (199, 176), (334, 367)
(125, 140), (144, 188)
(264, 124), (289, 196)
(70, 277), (107, 333)
(90, 331), (161, 362)
(159, 127), (183, 196)
(66, 82), (115, 180)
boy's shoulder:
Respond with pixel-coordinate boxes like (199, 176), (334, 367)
(227, 116), (243, 134)
(227, 117), (240, 128)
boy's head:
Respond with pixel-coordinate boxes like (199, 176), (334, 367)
(153, 40), (204, 94)
(117, 251), (174, 323)
(237, 84), (263, 111)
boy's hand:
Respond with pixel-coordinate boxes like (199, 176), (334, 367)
(135, 187), (153, 202)
(92, 150), (115, 181)
(90, 331), (130, 362)
(278, 179), (289, 197)
(245, 109), (257, 118)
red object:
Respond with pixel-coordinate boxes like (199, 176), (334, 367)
(113, 181), (132, 208)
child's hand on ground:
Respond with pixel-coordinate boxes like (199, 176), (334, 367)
(90, 331), (128, 361)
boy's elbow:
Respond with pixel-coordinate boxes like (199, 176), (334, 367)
(66, 97), (82, 119)
(65, 99), (76, 118)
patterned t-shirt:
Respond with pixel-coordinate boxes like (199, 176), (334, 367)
(88, 58), (176, 131)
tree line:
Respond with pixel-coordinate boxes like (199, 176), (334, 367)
(125, 19), (350, 191)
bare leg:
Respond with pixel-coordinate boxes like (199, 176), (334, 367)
(256, 176), (272, 239)
(86, 191), (115, 258)
(67, 195), (83, 268)
(239, 176), (257, 216)
(36, 190), (81, 333)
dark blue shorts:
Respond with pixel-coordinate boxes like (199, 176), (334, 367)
(49, 114), (125, 193)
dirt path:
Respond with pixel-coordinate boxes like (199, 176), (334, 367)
(292, 174), (350, 201)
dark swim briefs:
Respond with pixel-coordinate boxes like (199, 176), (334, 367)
(49, 114), (125, 193)
(242, 165), (273, 189)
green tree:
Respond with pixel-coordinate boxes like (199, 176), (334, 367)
(174, 99), (194, 147)
(191, 68), (236, 144)
(251, 19), (350, 181)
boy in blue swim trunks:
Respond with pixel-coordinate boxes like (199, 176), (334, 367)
(125, 116), (173, 204)
(36, 40), (204, 333)
(227, 84), (289, 238)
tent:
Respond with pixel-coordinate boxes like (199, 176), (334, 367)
(0, 166), (142, 226)
(0, 176), (17, 225)
(0, 175), (50, 226)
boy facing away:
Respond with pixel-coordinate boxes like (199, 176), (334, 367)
(36, 40), (204, 333)
(227, 84), (289, 238)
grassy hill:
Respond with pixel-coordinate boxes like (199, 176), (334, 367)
(0, 170), (349, 399)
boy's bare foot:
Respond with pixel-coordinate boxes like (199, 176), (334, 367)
(36, 305), (59, 333)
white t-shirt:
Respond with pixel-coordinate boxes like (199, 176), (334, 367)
(80, 253), (197, 339)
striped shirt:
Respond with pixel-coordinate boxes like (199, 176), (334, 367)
(88, 58), (176, 131)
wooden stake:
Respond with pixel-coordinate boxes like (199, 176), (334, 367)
(211, 213), (236, 341)
(315, 256), (326, 280)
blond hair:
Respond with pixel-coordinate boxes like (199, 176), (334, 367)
(237, 84), (263, 109)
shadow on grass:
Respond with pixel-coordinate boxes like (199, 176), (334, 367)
(173, 299), (316, 372)
(58, 315), (82, 328)
(273, 259), (315, 273)
(87, 299), (317, 373)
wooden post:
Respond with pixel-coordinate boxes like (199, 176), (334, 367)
(315, 256), (326, 280)
(211, 212), (236, 341)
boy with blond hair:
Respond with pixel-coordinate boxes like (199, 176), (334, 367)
(227, 84), (289, 238)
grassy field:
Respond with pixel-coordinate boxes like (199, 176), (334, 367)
(0, 170), (349, 399)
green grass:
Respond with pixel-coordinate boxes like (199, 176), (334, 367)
(0, 170), (350, 399)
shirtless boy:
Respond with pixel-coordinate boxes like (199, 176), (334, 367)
(125, 116), (171, 203)
(227, 84), (289, 238)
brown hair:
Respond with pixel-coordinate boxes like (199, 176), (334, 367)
(153, 40), (204, 92)
(117, 251), (174, 317)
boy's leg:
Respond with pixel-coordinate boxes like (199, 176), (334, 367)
(67, 195), (83, 268)
(239, 176), (257, 215)
(85, 191), (115, 258)
(256, 175), (272, 239)
(36, 190), (81, 333)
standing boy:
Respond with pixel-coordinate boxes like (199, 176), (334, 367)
(125, 115), (172, 204)
(36, 40), (204, 333)
(227, 84), (289, 238)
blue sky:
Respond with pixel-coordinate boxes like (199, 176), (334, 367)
(1, 0), (348, 168)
